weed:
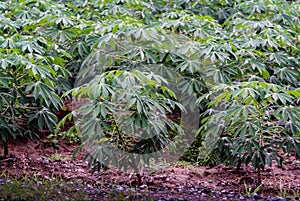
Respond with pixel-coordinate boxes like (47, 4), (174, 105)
(242, 181), (262, 197)
(49, 151), (68, 162)
(0, 173), (160, 201)
(278, 180), (300, 199)
(0, 173), (88, 201)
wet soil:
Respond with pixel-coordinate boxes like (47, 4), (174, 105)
(0, 137), (299, 200)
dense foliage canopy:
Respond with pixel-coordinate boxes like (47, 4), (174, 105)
(1, 0), (299, 173)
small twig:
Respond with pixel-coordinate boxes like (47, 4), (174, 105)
(0, 157), (16, 162)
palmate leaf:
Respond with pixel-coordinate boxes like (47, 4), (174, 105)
(277, 106), (300, 125)
(70, 41), (90, 57)
(0, 37), (17, 49)
(269, 52), (291, 66)
(0, 91), (14, 107)
(14, 7), (40, 20)
(0, 0), (299, 173)
(29, 108), (58, 131)
(0, 57), (16, 70)
(55, 16), (75, 27)
(27, 81), (63, 110)
(176, 59), (202, 73)
(274, 67), (299, 86)
(266, 91), (294, 105)
(16, 36), (47, 55)
(244, 59), (270, 79)
(44, 28), (75, 43)
(30, 64), (54, 79)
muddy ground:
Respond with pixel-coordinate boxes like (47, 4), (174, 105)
(0, 136), (299, 200)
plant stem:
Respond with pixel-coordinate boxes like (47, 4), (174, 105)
(3, 141), (8, 156)
(257, 166), (261, 184)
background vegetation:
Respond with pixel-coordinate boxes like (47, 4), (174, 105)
(0, 0), (299, 176)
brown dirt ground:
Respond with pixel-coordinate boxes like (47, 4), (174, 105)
(0, 136), (300, 200)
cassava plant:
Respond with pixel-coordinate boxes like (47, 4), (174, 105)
(2, 0), (300, 180)
(66, 69), (184, 183)
(0, 0), (74, 155)
(197, 0), (300, 177)
(199, 82), (300, 180)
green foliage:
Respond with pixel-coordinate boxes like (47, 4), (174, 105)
(1, 0), (300, 175)
(0, 173), (89, 201)
(197, 0), (300, 170)
(0, 0), (75, 155)
(70, 69), (185, 173)
(242, 182), (263, 198)
(278, 180), (300, 199)
(200, 82), (300, 169)
(0, 173), (156, 201)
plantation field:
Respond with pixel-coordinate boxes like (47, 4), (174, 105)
(0, 0), (300, 200)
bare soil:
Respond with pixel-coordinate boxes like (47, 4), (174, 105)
(0, 136), (300, 201)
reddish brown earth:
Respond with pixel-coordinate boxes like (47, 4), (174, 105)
(0, 136), (300, 201)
